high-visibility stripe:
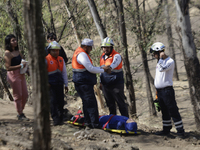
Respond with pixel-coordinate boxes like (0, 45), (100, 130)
(174, 120), (182, 125)
(175, 124), (183, 128)
(48, 69), (61, 75)
(163, 123), (172, 126)
(162, 120), (171, 123)
(73, 68), (87, 72)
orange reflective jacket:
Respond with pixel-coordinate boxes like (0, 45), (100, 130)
(46, 54), (64, 74)
(72, 47), (97, 85)
(100, 49), (122, 70)
(72, 47), (93, 71)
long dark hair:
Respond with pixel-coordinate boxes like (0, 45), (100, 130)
(5, 34), (19, 52)
(47, 33), (57, 40)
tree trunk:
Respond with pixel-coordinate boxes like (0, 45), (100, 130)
(87, 0), (107, 41)
(134, 0), (157, 116)
(24, 0), (51, 149)
(164, 0), (179, 81)
(116, 0), (137, 117)
(63, 0), (81, 46)
(141, 47), (157, 116)
(87, 0), (108, 111)
(175, 0), (200, 131)
(94, 85), (106, 112)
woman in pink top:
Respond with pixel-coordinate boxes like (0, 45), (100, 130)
(4, 34), (29, 121)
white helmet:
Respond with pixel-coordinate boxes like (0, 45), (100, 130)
(101, 37), (114, 47)
(150, 42), (165, 53)
(47, 41), (61, 50)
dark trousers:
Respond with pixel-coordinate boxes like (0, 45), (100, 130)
(50, 85), (64, 124)
(74, 83), (99, 128)
(102, 84), (129, 118)
(157, 86), (184, 133)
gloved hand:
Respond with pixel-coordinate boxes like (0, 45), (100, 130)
(154, 100), (161, 112)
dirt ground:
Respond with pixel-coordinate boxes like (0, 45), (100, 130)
(0, 73), (200, 150)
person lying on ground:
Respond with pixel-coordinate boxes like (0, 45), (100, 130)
(70, 110), (137, 133)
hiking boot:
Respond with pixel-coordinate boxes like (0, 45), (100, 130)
(17, 113), (30, 121)
(53, 122), (60, 126)
(53, 120), (64, 126)
(177, 132), (185, 139)
(155, 130), (170, 136)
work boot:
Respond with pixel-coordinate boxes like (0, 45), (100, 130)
(155, 130), (170, 136)
(53, 118), (64, 126)
(53, 121), (63, 126)
(177, 131), (185, 139)
(17, 113), (30, 121)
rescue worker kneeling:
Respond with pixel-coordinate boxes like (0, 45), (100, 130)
(46, 41), (68, 126)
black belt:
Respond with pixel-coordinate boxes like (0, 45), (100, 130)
(156, 86), (173, 91)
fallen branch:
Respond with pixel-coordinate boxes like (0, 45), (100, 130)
(0, 69), (14, 101)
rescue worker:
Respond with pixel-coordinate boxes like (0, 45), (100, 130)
(100, 37), (129, 117)
(72, 38), (111, 130)
(150, 42), (185, 137)
(46, 41), (68, 126)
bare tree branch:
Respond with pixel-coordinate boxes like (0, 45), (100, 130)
(148, 0), (163, 36)
(57, 16), (72, 42)
(41, 15), (50, 34)
(47, 0), (56, 34)
(63, 0), (81, 46)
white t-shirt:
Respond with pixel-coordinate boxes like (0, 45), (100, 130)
(154, 57), (174, 89)
(77, 52), (104, 74)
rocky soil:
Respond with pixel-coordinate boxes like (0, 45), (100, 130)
(0, 76), (200, 150)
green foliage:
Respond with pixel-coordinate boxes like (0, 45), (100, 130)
(90, 46), (102, 83)
(0, 7), (12, 49)
(67, 82), (77, 96)
(0, 0), (26, 56)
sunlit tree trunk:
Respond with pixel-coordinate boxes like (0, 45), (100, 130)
(164, 0), (179, 81)
(87, 0), (107, 41)
(175, 0), (200, 130)
(87, 0), (107, 111)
